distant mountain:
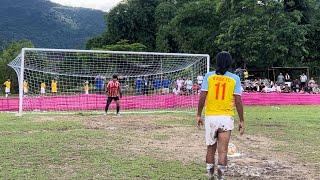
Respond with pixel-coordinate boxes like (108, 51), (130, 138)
(0, 0), (106, 49)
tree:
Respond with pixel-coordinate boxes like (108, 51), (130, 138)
(97, 40), (147, 52)
(0, 40), (34, 93)
(216, 1), (308, 68)
(88, 0), (159, 50)
(168, 0), (221, 57)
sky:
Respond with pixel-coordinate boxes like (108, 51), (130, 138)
(50, 0), (122, 12)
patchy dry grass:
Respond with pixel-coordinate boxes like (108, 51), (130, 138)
(0, 106), (319, 179)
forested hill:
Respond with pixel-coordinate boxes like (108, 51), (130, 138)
(0, 0), (106, 49)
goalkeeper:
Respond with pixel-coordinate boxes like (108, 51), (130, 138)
(105, 74), (122, 115)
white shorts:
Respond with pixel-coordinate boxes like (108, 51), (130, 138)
(40, 88), (45, 94)
(205, 116), (234, 145)
(5, 88), (10, 93)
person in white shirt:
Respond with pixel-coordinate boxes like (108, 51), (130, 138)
(197, 74), (204, 86)
(176, 77), (184, 92)
(185, 78), (193, 95)
(300, 73), (308, 89)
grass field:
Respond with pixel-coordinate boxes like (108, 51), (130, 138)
(0, 106), (319, 179)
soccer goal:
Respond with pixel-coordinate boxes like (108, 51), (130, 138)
(8, 48), (209, 114)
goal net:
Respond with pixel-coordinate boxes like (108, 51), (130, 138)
(8, 48), (209, 114)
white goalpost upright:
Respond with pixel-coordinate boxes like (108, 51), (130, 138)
(9, 48), (210, 114)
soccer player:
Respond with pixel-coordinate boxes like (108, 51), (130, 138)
(3, 79), (11, 98)
(84, 81), (90, 95)
(161, 76), (171, 94)
(105, 74), (122, 115)
(95, 75), (105, 94)
(40, 82), (46, 95)
(51, 79), (57, 94)
(23, 80), (29, 95)
(196, 51), (245, 180)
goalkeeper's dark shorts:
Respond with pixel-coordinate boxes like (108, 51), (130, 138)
(107, 96), (120, 102)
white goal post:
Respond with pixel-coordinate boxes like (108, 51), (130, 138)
(9, 48), (210, 114)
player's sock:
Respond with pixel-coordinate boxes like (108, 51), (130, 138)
(116, 106), (120, 114)
(105, 105), (109, 114)
(5, 94), (8, 98)
(206, 163), (214, 177)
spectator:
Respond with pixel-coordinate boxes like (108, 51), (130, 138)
(185, 78), (193, 95)
(235, 68), (242, 78)
(308, 77), (316, 88)
(197, 74), (204, 86)
(292, 79), (300, 92)
(277, 73), (285, 85)
(192, 83), (200, 94)
(3, 79), (11, 98)
(135, 77), (143, 95)
(84, 81), (89, 95)
(285, 73), (291, 82)
(172, 82), (179, 95)
(300, 73), (308, 89)
(23, 80), (29, 95)
(312, 84), (320, 94)
(176, 77), (184, 92)
(95, 75), (105, 94)
(243, 70), (249, 79)
(282, 84), (290, 93)
(153, 77), (162, 94)
(275, 84), (282, 93)
(40, 82), (46, 95)
(142, 77), (148, 95)
(51, 79), (58, 94)
(161, 76), (171, 94)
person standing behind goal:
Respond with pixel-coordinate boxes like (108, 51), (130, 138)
(3, 79), (11, 98)
(196, 51), (245, 180)
(105, 74), (122, 115)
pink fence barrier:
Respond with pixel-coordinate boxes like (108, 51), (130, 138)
(0, 93), (319, 111)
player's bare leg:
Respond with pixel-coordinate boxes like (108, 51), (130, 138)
(206, 143), (217, 178)
(217, 130), (231, 180)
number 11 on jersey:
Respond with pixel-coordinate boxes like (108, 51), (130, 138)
(215, 83), (226, 100)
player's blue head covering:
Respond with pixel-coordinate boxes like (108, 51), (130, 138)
(216, 51), (233, 75)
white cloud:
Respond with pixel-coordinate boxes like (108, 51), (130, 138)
(50, 0), (122, 12)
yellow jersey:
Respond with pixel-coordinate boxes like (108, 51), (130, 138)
(51, 81), (57, 93)
(23, 81), (28, 92)
(4, 81), (11, 89)
(201, 71), (242, 116)
(84, 84), (89, 91)
(244, 70), (249, 79)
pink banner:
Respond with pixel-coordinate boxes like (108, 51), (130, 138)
(0, 93), (319, 111)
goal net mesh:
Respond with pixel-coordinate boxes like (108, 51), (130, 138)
(9, 49), (209, 112)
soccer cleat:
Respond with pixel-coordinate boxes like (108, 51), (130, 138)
(217, 165), (226, 180)
(206, 172), (215, 180)
(206, 164), (215, 180)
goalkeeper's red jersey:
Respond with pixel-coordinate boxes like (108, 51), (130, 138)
(107, 81), (120, 97)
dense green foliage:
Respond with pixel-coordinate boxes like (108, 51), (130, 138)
(0, 40), (34, 93)
(95, 40), (147, 51)
(87, 0), (320, 71)
(0, 0), (105, 49)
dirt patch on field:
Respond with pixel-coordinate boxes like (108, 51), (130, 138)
(84, 114), (319, 179)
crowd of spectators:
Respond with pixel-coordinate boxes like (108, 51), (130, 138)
(134, 75), (204, 96)
(242, 72), (319, 94)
